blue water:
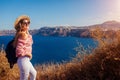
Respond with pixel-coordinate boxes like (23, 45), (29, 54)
(0, 35), (96, 65)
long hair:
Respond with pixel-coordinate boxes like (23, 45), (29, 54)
(13, 15), (30, 47)
(13, 23), (22, 47)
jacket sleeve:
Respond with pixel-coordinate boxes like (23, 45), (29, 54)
(16, 38), (25, 57)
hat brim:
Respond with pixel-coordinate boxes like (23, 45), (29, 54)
(14, 15), (30, 30)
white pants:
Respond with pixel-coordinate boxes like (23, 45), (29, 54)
(17, 56), (37, 80)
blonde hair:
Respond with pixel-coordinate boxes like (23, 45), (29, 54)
(13, 15), (30, 47)
(14, 15), (30, 31)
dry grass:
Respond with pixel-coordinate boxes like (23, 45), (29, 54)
(0, 51), (19, 80)
(0, 27), (120, 80)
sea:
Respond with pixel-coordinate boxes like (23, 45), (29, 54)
(0, 35), (97, 65)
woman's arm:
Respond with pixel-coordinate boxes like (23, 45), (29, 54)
(16, 38), (25, 57)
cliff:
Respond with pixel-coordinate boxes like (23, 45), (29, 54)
(1, 20), (120, 37)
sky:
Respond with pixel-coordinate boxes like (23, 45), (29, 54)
(0, 0), (120, 30)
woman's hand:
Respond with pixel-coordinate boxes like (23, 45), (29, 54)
(18, 53), (32, 59)
(26, 53), (32, 60)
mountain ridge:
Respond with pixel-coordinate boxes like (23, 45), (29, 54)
(0, 20), (120, 37)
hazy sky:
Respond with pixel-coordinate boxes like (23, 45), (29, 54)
(0, 0), (120, 30)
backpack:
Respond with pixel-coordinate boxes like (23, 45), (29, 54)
(5, 39), (18, 69)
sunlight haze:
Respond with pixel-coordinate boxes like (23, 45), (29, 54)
(0, 0), (120, 30)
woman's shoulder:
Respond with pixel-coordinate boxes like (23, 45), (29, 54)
(28, 34), (32, 38)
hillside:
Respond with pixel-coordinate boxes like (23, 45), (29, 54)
(0, 20), (120, 37)
(89, 20), (120, 31)
(0, 28), (120, 80)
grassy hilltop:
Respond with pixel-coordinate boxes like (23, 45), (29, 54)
(0, 28), (120, 80)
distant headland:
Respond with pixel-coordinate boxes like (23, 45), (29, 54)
(0, 20), (120, 37)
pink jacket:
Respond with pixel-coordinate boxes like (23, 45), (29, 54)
(16, 35), (33, 57)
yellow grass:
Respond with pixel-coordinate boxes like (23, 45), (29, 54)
(0, 27), (120, 80)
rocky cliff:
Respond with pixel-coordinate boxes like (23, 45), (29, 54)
(0, 20), (120, 37)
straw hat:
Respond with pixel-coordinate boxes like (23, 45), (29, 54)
(14, 15), (30, 30)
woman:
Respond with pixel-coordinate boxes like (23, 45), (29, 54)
(13, 15), (37, 80)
